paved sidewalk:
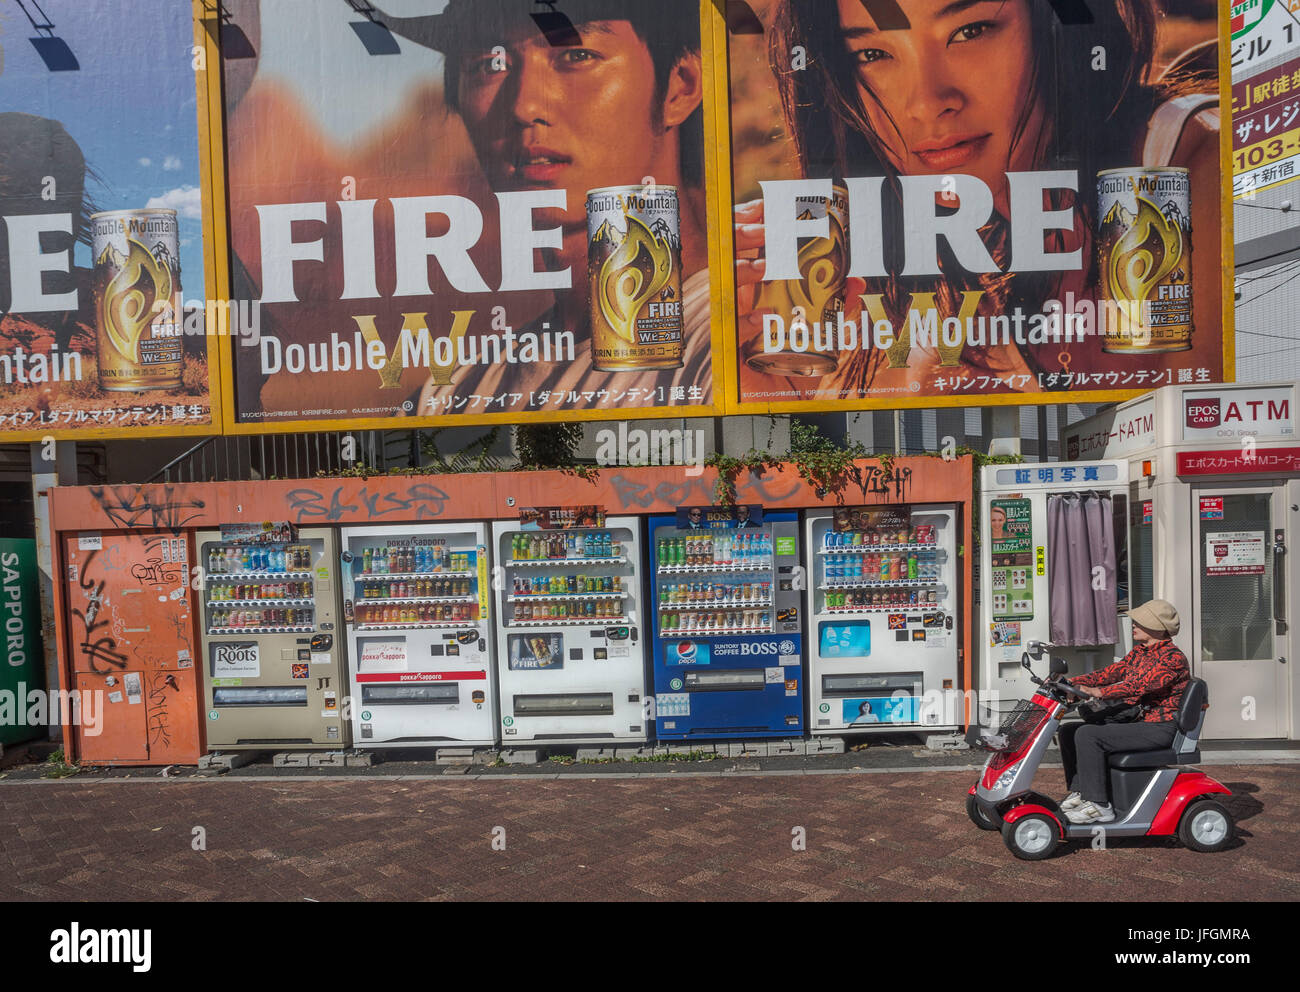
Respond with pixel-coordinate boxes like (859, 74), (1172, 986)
(0, 764), (1293, 901)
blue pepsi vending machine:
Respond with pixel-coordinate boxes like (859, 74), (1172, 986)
(648, 506), (804, 739)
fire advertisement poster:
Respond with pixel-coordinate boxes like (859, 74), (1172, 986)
(218, 0), (724, 432)
(0, 0), (221, 441)
(721, 0), (1232, 411)
(517, 506), (606, 530)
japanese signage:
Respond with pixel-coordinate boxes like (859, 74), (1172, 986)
(0, 0), (219, 441)
(1232, 0), (1300, 76)
(1183, 386), (1294, 439)
(0, 539), (46, 747)
(992, 464), (1122, 486)
(219, 0), (719, 431)
(1064, 396), (1155, 461)
(1178, 446), (1300, 475)
(723, 0), (1229, 410)
(1205, 531), (1267, 575)
(989, 498), (1033, 622)
(989, 621), (1021, 648)
(1231, 55), (1300, 197)
(1200, 496), (1225, 520)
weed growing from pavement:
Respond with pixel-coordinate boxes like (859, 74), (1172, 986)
(42, 750), (80, 780)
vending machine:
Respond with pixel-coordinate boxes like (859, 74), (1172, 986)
(491, 514), (646, 744)
(340, 524), (496, 747)
(647, 507), (804, 739)
(804, 506), (961, 736)
(61, 531), (204, 765)
(197, 525), (347, 749)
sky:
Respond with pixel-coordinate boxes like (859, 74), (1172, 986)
(0, 0), (206, 298)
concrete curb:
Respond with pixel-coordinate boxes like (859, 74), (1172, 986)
(2, 752), (1295, 785)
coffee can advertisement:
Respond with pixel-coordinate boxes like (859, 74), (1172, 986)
(0, 0), (219, 440)
(724, 0), (1230, 411)
(220, 1), (720, 431)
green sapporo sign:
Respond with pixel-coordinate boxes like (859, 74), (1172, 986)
(1, 539), (46, 746)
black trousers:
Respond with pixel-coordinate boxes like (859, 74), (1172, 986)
(1059, 721), (1176, 803)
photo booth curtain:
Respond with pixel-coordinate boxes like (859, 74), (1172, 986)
(1048, 493), (1118, 646)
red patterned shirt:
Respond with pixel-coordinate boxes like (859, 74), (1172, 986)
(1070, 638), (1189, 724)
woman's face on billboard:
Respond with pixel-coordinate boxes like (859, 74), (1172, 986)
(835, 0), (1044, 207)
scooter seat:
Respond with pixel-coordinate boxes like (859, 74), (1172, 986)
(1108, 748), (1200, 769)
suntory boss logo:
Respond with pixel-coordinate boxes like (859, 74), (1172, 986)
(1186, 397), (1220, 428)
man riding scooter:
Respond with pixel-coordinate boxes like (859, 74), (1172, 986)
(1057, 600), (1189, 825)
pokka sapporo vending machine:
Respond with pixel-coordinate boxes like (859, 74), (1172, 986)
(491, 508), (647, 744)
(648, 506), (804, 739)
(339, 524), (496, 747)
(198, 524), (347, 749)
(804, 505), (961, 737)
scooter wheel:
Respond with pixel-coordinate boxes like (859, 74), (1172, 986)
(1178, 798), (1234, 853)
(1001, 813), (1059, 860)
(966, 794), (1002, 831)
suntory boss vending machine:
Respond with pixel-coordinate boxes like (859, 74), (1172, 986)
(648, 506), (804, 739)
(340, 523), (496, 746)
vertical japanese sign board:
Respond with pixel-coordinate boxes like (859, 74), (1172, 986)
(989, 498), (1033, 622)
(0, 0), (224, 441)
(0, 539), (46, 747)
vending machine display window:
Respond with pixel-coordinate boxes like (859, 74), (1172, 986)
(203, 541), (319, 634)
(653, 528), (776, 636)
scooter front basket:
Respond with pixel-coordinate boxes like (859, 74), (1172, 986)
(976, 699), (1047, 753)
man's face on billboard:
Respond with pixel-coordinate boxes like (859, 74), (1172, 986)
(456, 21), (680, 230)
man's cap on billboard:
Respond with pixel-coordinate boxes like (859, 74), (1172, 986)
(367, 1), (687, 52)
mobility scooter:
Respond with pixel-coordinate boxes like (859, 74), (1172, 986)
(966, 645), (1234, 860)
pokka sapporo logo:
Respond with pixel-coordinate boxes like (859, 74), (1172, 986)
(1231, 0), (1274, 37)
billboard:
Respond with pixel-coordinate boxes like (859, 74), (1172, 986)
(0, 0), (222, 441)
(218, 0), (724, 431)
(720, 0), (1232, 411)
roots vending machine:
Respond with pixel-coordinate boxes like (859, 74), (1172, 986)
(492, 510), (646, 744)
(198, 525), (347, 749)
(804, 506), (961, 737)
(340, 524), (496, 747)
(648, 506), (804, 739)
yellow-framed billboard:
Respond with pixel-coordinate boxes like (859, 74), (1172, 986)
(0, 0), (225, 442)
(715, 0), (1234, 415)
(213, 0), (729, 434)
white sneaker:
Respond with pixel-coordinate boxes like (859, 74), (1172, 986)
(1066, 801), (1115, 824)
(1060, 792), (1084, 811)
